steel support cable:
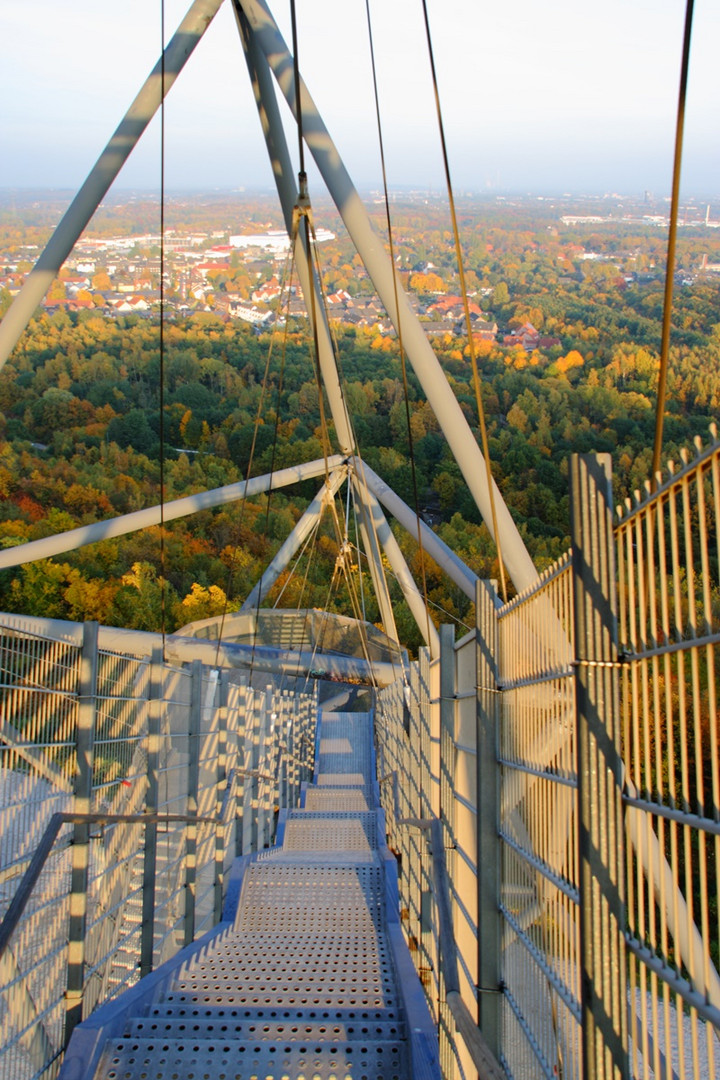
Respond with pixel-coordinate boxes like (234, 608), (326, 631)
(349, 452), (406, 676)
(248, 289), (291, 679)
(287, 10), (401, 651)
(652, 0), (695, 487)
(270, 516), (323, 609)
(303, 164), (421, 654)
(286, 6), (398, 657)
(297, 471), (378, 684)
(213, 239), (297, 666)
(288, 0), (332, 484)
(333, 505), (385, 684)
(420, 0), (507, 602)
(305, 223), (401, 658)
(288, 0), (397, 651)
(364, 0), (433, 652)
(352, 496), (367, 623)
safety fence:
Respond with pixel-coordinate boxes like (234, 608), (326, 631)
(377, 445), (720, 1080)
(0, 621), (317, 1080)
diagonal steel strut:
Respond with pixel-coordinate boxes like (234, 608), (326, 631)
(0, 0), (226, 372)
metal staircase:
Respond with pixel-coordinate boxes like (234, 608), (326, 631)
(60, 710), (440, 1080)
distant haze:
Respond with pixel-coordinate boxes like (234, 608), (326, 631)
(2, 0), (720, 198)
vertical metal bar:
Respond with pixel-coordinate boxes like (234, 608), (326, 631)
(140, 648), (162, 979)
(475, 582), (501, 1059)
(249, 689), (261, 852)
(215, 669), (229, 923)
(440, 625), (455, 836)
(236, 680), (247, 857)
(184, 659), (202, 947)
(64, 621), (99, 1044)
(569, 454), (628, 1080)
(261, 686), (273, 849)
(439, 623), (455, 1077)
(241, 684), (254, 855)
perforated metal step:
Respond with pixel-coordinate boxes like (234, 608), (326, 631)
(127, 1014), (407, 1041)
(281, 811), (379, 852)
(95, 1034), (408, 1080)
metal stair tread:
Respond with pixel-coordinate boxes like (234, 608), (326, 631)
(254, 851), (379, 865)
(126, 1016), (407, 1041)
(304, 789), (371, 810)
(147, 1004), (404, 1023)
(95, 1034), (408, 1080)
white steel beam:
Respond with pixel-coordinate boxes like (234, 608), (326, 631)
(0, 456), (346, 570)
(241, 468), (346, 611)
(361, 463), (480, 604)
(234, 1), (355, 455)
(363, 484), (440, 659)
(237, 0), (538, 595)
(0, 0), (226, 372)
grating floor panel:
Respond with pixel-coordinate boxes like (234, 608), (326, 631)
(86, 710), (432, 1080)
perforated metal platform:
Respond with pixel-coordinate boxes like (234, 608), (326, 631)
(87, 709), (439, 1080)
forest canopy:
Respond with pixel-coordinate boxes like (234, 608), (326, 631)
(1, 194), (719, 654)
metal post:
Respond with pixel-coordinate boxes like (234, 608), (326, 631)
(569, 454), (628, 1080)
(215, 670), (229, 923)
(140, 649), (162, 979)
(279, 691), (288, 812)
(64, 621), (99, 1044)
(240, 684), (253, 855)
(229, 681), (243, 858)
(475, 582), (502, 1059)
(261, 686), (273, 848)
(439, 625), (456, 841)
(439, 623), (456, 1077)
(184, 660), (202, 947)
(249, 690), (261, 852)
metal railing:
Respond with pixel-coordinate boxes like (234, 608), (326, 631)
(377, 441), (720, 1080)
(0, 622), (317, 1080)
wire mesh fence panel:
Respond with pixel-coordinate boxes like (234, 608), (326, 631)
(0, 622), (317, 1080)
(497, 557), (581, 1080)
(617, 438), (720, 1080)
(0, 626), (83, 1080)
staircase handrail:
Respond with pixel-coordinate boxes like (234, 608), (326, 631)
(0, 810), (217, 964)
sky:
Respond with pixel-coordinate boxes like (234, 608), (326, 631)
(2, 0), (720, 200)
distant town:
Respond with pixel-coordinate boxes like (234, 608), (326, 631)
(2, 189), (720, 352)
